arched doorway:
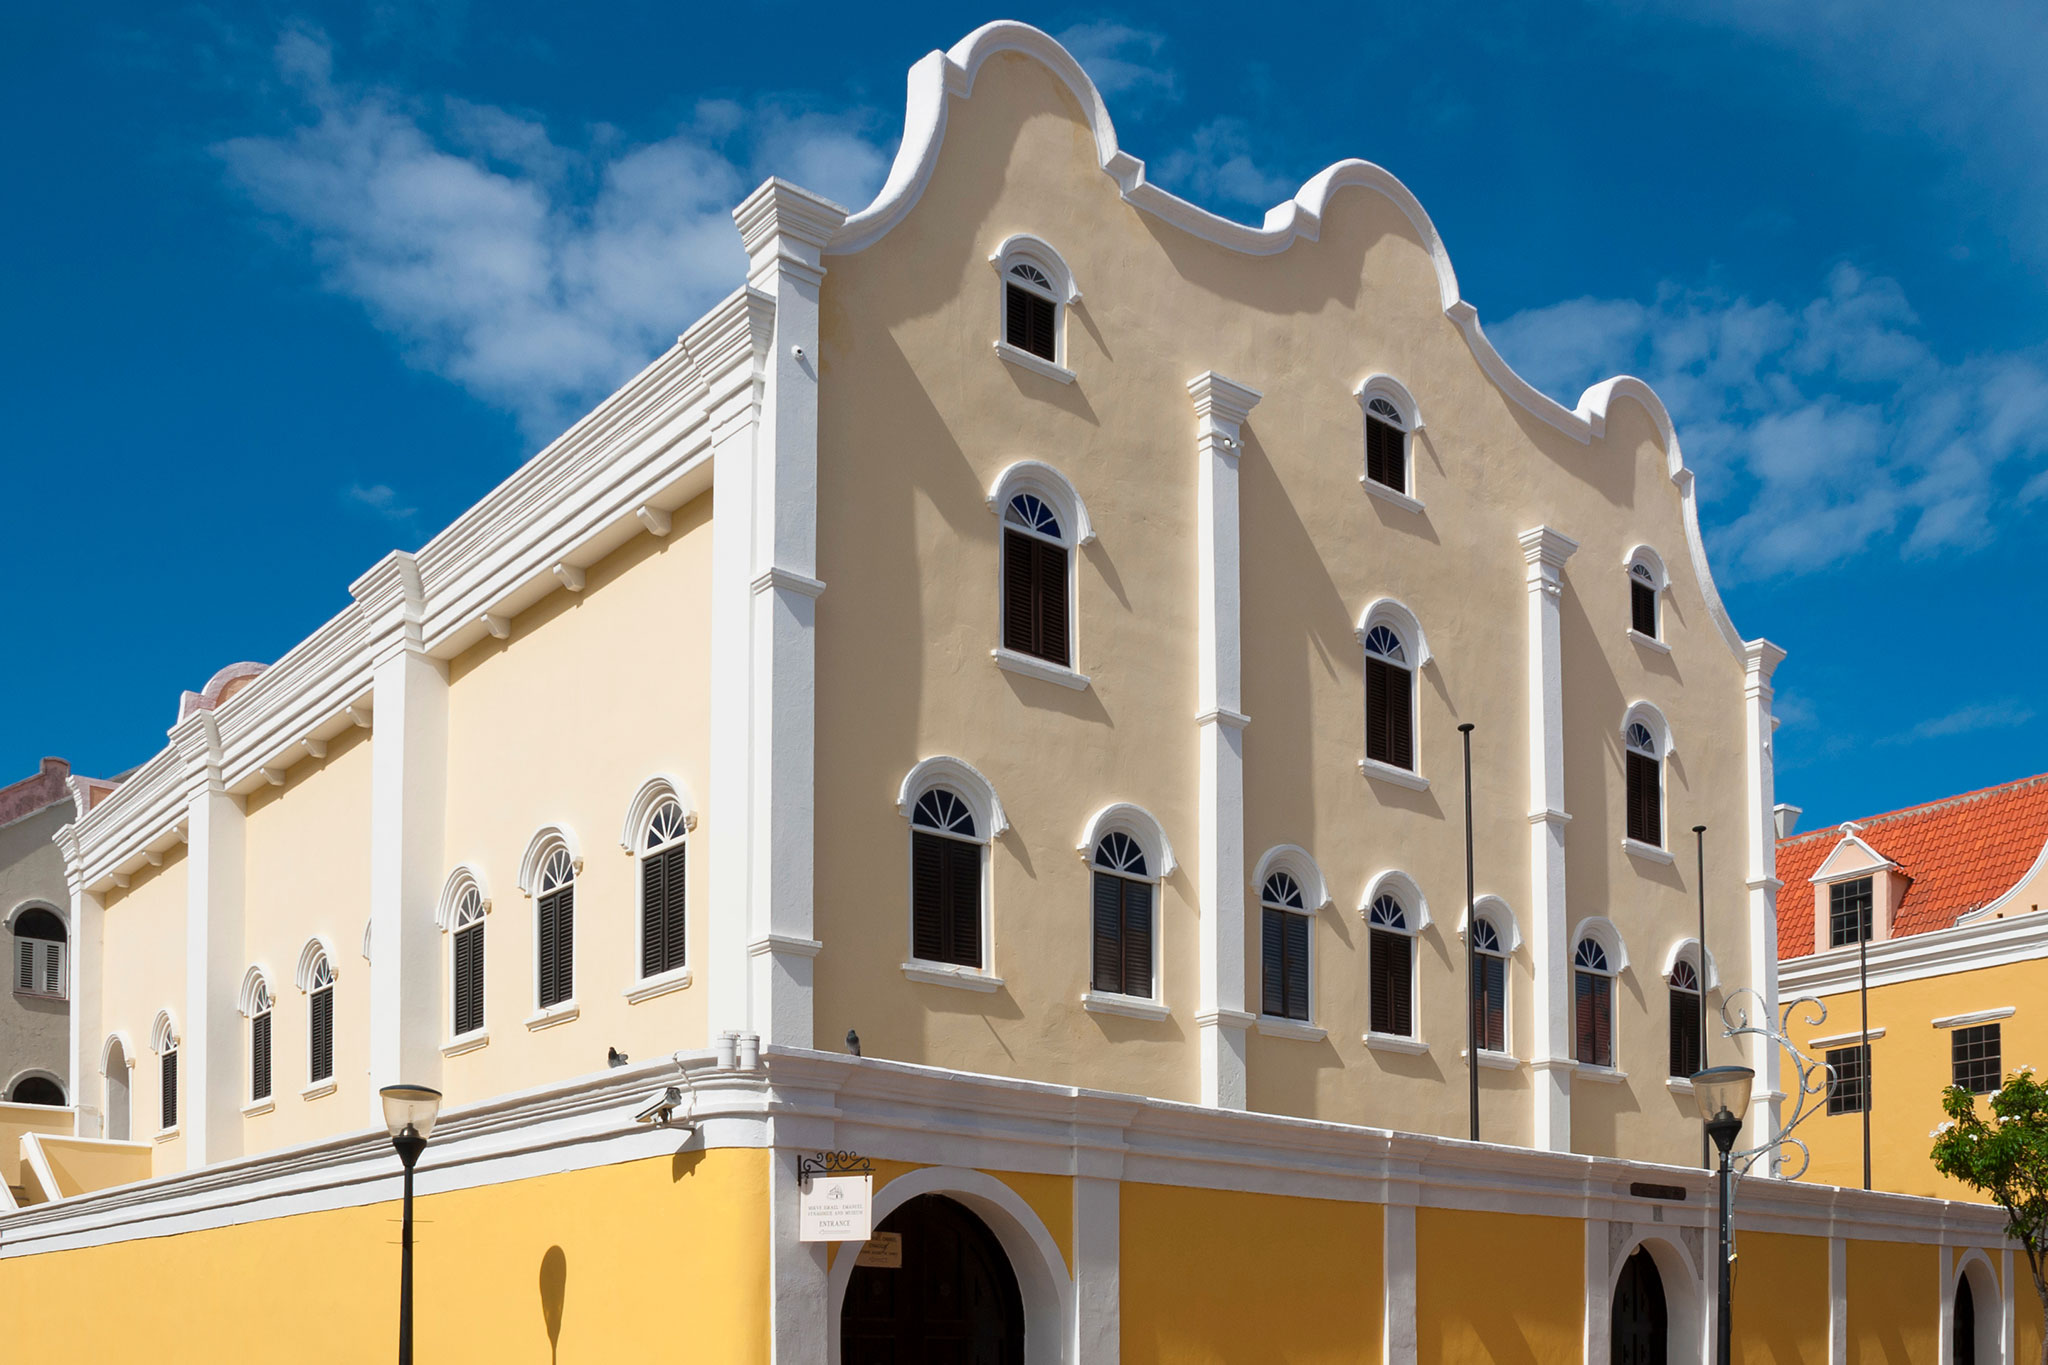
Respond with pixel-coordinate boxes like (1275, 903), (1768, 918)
(104, 1038), (130, 1141)
(1612, 1246), (1669, 1365)
(841, 1193), (1025, 1365)
(1955, 1271), (1976, 1365)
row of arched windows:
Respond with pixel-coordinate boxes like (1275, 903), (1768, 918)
(232, 944), (335, 1109)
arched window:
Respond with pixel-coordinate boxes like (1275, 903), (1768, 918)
(1368, 895), (1416, 1038)
(11, 906), (66, 1000)
(992, 234), (1076, 372)
(1630, 563), (1658, 638)
(151, 1012), (179, 1133)
(535, 847), (577, 1010)
(1364, 396), (1410, 494)
(305, 952), (336, 1085)
(1471, 917), (1508, 1053)
(1363, 625), (1416, 772)
(1259, 871), (1312, 1022)
(910, 788), (985, 970)
(8, 1074), (64, 1106)
(1001, 493), (1072, 668)
(103, 1035), (131, 1141)
(1574, 939), (1615, 1068)
(639, 799), (689, 981)
(241, 970), (274, 1104)
(1625, 719), (1664, 848)
(1091, 832), (1157, 1001)
(450, 885), (487, 1040)
(1668, 959), (1702, 1079)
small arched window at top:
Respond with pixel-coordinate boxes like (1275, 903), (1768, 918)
(1627, 548), (1667, 642)
(1356, 377), (1422, 502)
(992, 236), (1077, 378)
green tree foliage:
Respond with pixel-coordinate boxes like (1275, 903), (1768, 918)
(1931, 1066), (2048, 1364)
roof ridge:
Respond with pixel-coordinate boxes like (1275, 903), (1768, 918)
(1779, 771), (2048, 844)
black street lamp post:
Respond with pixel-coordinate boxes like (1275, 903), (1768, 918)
(380, 1084), (443, 1365)
(1692, 1065), (1754, 1365)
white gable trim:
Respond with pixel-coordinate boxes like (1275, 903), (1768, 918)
(1808, 830), (1898, 884)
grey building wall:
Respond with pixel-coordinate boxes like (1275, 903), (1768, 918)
(1, 800), (74, 1102)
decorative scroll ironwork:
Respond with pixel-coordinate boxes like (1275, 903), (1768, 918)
(1719, 986), (1835, 1180)
(797, 1150), (873, 1190)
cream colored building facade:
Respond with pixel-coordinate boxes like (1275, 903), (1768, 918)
(51, 21), (1785, 1188)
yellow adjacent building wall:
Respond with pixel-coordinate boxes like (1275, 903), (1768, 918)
(1845, 1239), (1937, 1364)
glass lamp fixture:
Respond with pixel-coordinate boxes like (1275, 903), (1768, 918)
(1691, 1065), (1753, 1152)
(380, 1084), (443, 1140)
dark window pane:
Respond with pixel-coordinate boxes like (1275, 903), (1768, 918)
(1953, 1025), (2001, 1094)
(1669, 987), (1701, 1079)
(1370, 930), (1412, 1036)
(310, 987), (335, 1083)
(912, 832), (982, 969)
(1006, 283), (1057, 361)
(1829, 878), (1874, 949)
(1631, 579), (1657, 636)
(454, 924), (485, 1037)
(251, 1013), (272, 1101)
(1575, 971), (1613, 1067)
(1626, 750), (1661, 846)
(1366, 659), (1414, 769)
(1827, 1044), (1870, 1114)
(1472, 955), (1506, 1052)
(1365, 416), (1405, 492)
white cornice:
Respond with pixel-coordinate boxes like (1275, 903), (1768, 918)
(1781, 910), (2048, 996)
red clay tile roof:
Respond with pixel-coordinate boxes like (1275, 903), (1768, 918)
(1777, 773), (2048, 959)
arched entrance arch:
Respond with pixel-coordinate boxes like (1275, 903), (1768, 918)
(843, 1194), (1023, 1363)
(1608, 1231), (1705, 1365)
(825, 1166), (1071, 1365)
(1951, 1250), (2001, 1364)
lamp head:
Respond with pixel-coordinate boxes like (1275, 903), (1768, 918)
(1690, 1065), (1753, 1154)
(380, 1084), (444, 1141)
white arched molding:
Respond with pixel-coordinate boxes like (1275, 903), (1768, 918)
(295, 935), (339, 991)
(897, 757), (1008, 838)
(1624, 700), (1676, 758)
(1355, 373), (1425, 431)
(1361, 869), (1431, 930)
(1571, 915), (1630, 974)
(1660, 937), (1720, 992)
(1605, 1230), (1704, 1365)
(1625, 544), (1669, 592)
(619, 773), (699, 852)
(1252, 845), (1330, 909)
(5, 1069), (65, 1103)
(436, 866), (492, 932)
(1077, 803), (1176, 878)
(149, 1010), (178, 1054)
(1458, 894), (1521, 953)
(987, 461), (1095, 546)
(1354, 597), (1433, 667)
(4, 898), (67, 934)
(989, 233), (1080, 303)
(1951, 1247), (2003, 1359)
(823, 1165), (1074, 1365)
(99, 1031), (135, 1076)
(516, 824), (584, 896)
(236, 966), (273, 1017)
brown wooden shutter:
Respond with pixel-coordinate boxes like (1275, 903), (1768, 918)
(1366, 417), (1404, 491)
(1035, 538), (1070, 667)
(454, 925), (484, 1037)
(251, 1014), (272, 1101)
(1386, 665), (1414, 769)
(944, 838), (982, 968)
(1002, 529), (1037, 656)
(538, 887), (575, 1008)
(1366, 660), (1393, 764)
(1631, 580), (1657, 636)
(661, 845), (687, 975)
(1626, 751), (1661, 845)
(1006, 283), (1056, 360)
(1583, 975), (1611, 1067)
(1121, 879), (1153, 998)
(537, 891), (558, 1007)
(1282, 913), (1310, 1021)
(1480, 957), (1505, 1051)
(640, 852), (666, 979)
(1260, 908), (1285, 1016)
(1669, 989), (1700, 1078)
(1574, 971), (1594, 1063)
(911, 833), (946, 962)
(161, 1051), (177, 1130)
(310, 987), (334, 1082)
(1371, 929), (1413, 1035)
(1092, 873), (1123, 993)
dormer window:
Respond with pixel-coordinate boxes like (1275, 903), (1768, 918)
(991, 235), (1077, 382)
(1829, 876), (1874, 948)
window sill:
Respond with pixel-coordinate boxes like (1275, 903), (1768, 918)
(993, 339), (1076, 385)
(1575, 1064), (1628, 1084)
(1359, 478), (1425, 515)
(1665, 1076), (1694, 1095)
(992, 648), (1090, 690)
(1628, 629), (1671, 655)
(301, 1080), (337, 1101)
(154, 1127), (180, 1144)
(442, 1031), (491, 1058)
(1081, 991), (1170, 1022)
(902, 962), (1004, 993)
(624, 967), (693, 1004)
(1623, 838), (1676, 866)
(1364, 1032), (1429, 1055)
(12, 989), (67, 1003)
(240, 1099), (274, 1118)
(524, 1003), (581, 1032)
(1459, 1048), (1520, 1071)
(1256, 1015), (1327, 1041)
(1360, 759), (1429, 792)
(1932, 1007), (2014, 1029)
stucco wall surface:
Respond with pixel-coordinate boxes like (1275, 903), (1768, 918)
(0, 803), (74, 1095)
(98, 844), (187, 1173)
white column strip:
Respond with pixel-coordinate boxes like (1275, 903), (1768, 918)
(1829, 1234), (1847, 1365)
(1743, 638), (1788, 1166)
(176, 712), (244, 1169)
(1384, 1201), (1417, 1365)
(1520, 526), (1578, 1153)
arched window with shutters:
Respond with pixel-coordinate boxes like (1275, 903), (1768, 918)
(1089, 832), (1157, 1003)
(1668, 958), (1702, 1079)
(1368, 895), (1418, 1039)
(1259, 871), (1313, 1023)
(1356, 375), (1423, 505)
(438, 868), (489, 1045)
(151, 1011), (179, 1134)
(1001, 493), (1073, 669)
(298, 943), (336, 1087)
(991, 234), (1078, 377)
(908, 788), (986, 971)
(638, 799), (690, 983)
(10, 904), (67, 1000)
(239, 968), (274, 1106)
(1574, 938), (1617, 1069)
(1623, 705), (1672, 851)
(535, 847), (577, 1012)
(1626, 548), (1667, 642)
(1471, 917), (1508, 1053)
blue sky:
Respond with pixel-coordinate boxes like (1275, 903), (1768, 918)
(6, 2), (2045, 831)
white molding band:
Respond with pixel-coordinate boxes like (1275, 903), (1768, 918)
(1931, 1007), (2014, 1030)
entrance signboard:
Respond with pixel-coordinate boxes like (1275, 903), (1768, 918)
(798, 1174), (872, 1242)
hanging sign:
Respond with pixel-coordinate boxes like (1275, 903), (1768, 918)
(799, 1174), (873, 1242)
(854, 1231), (903, 1268)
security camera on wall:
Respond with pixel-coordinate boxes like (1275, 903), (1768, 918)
(634, 1086), (688, 1129)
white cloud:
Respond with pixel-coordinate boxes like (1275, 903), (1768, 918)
(346, 483), (416, 521)
(1882, 701), (2038, 746)
(218, 30), (888, 440)
(1487, 265), (2048, 580)
(1152, 118), (1297, 215)
(1056, 22), (1177, 103)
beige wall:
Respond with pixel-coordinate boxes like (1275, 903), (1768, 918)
(810, 50), (1757, 1159)
(99, 845), (186, 1173)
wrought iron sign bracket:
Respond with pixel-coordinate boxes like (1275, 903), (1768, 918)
(797, 1150), (873, 1190)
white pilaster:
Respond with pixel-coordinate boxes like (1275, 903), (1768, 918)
(730, 180), (846, 1051)
(2001, 1247), (2016, 1365)
(351, 551), (449, 1124)
(1828, 1235), (1847, 1365)
(769, 1144), (830, 1365)
(1520, 526), (1578, 1152)
(176, 712), (244, 1169)
(1073, 1175), (1122, 1362)
(56, 800), (102, 1138)
(1384, 1201), (1418, 1365)
(1187, 372), (1261, 1109)
(1743, 637), (1788, 1170)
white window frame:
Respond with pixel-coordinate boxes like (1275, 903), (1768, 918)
(437, 867), (492, 1053)
(1571, 917), (1628, 1076)
(1621, 702), (1675, 862)
(1081, 820), (1169, 1019)
(988, 463), (1094, 690)
(297, 941), (338, 1097)
(150, 1009), (180, 1139)
(1461, 894), (1519, 1060)
(897, 758), (1005, 990)
(1625, 545), (1669, 651)
(1355, 599), (1431, 789)
(1363, 875), (1426, 1048)
(8, 901), (69, 1001)
(1355, 373), (1426, 512)
(625, 778), (696, 1001)
(237, 966), (275, 1113)
(990, 233), (1079, 383)
(520, 830), (582, 1028)
(1253, 853), (1325, 1039)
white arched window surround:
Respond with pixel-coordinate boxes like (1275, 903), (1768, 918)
(100, 1030), (135, 1079)
(150, 1009), (179, 1134)
(990, 233), (1079, 382)
(517, 825), (584, 895)
(1660, 938), (1719, 993)
(1355, 598), (1434, 668)
(1355, 598), (1431, 789)
(1076, 804), (1175, 878)
(1361, 869), (1431, 932)
(150, 1010), (178, 1055)
(237, 965), (272, 1018)
(5, 1068), (65, 1105)
(4, 898), (67, 935)
(900, 759), (1003, 989)
(1252, 845), (1330, 910)
(618, 774), (699, 852)
(897, 757), (1008, 838)
(436, 866), (492, 931)
(1571, 916), (1630, 975)
(1254, 847), (1327, 1037)
(1457, 894), (1520, 953)
(1625, 546), (1670, 650)
(989, 462), (1092, 688)
(987, 462), (1095, 547)
(438, 867), (490, 1047)
(294, 936), (339, 992)
(238, 966), (274, 1110)
(1623, 701), (1675, 761)
(1356, 374), (1426, 512)
(1625, 545), (1669, 593)
(1949, 1248), (2003, 1363)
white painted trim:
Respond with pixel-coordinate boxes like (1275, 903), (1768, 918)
(988, 233), (1080, 302)
(1575, 1065), (1629, 1085)
(1459, 895), (1523, 953)
(1361, 479), (1426, 515)
(1624, 544), (1669, 590)
(1081, 991), (1169, 1022)
(433, 865), (489, 932)
(1362, 869), (1432, 931)
(992, 647), (1090, 689)
(240, 1099), (274, 1119)
(524, 1004), (580, 1032)
(1252, 844), (1331, 910)
(987, 460), (1095, 546)
(293, 936), (339, 990)
(1624, 838), (1677, 866)
(2, 898), (67, 934)
(98, 1032), (135, 1077)
(617, 773), (698, 852)
(1829, 1236), (1848, 1365)
(897, 756), (1009, 837)
(993, 340), (1076, 384)
(622, 968), (693, 1005)
(515, 825), (583, 896)
(1076, 803), (1176, 878)
(298, 1081), (336, 1102)
(1628, 629), (1672, 655)
(1808, 1027), (1884, 1049)
(901, 963), (1004, 993)
(440, 1031), (489, 1058)
(1460, 1049), (1520, 1071)
(1660, 939), (1721, 993)
(1364, 1033), (1429, 1056)
(1256, 1017), (1328, 1041)
(1571, 916), (1631, 974)
(1355, 597), (1433, 667)
(235, 965), (272, 1018)
(1360, 759), (1430, 792)
(1355, 373), (1425, 431)
(1385, 1202), (1417, 1365)
(1783, 908), (2048, 995)
(1932, 1007), (2014, 1030)
(1807, 832), (1898, 883)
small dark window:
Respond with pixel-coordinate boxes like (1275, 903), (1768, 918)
(451, 888), (486, 1038)
(9, 1075), (63, 1106)
(1259, 873), (1311, 1021)
(1471, 918), (1506, 1053)
(1953, 1024), (2001, 1094)
(1005, 268), (1058, 362)
(1090, 833), (1154, 999)
(639, 801), (689, 979)
(1630, 564), (1659, 637)
(1368, 896), (1414, 1037)
(536, 848), (576, 1010)
(161, 1049), (179, 1130)
(1364, 625), (1415, 770)
(308, 959), (335, 1085)
(910, 790), (983, 969)
(1668, 960), (1702, 1079)
(1574, 939), (1614, 1067)
(1001, 494), (1071, 667)
(1625, 723), (1661, 847)
(251, 1010), (272, 1102)
(13, 908), (66, 999)
(1829, 877), (1874, 949)
(1365, 398), (1407, 493)
(1827, 1044), (1869, 1114)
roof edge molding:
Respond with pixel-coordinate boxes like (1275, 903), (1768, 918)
(829, 20), (1751, 661)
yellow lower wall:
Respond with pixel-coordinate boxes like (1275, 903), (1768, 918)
(1846, 1239), (1936, 1365)
(1731, 1231), (1828, 1365)
(1121, 1182), (1383, 1363)
(0, 1148), (771, 1363)
(1417, 1207), (1583, 1365)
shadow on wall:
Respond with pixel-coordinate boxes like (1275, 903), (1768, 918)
(539, 1245), (567, 1363)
